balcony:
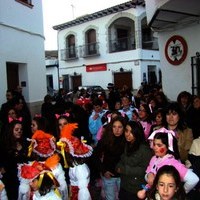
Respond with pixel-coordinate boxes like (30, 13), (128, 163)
(80, 42), (100, 58)
(60, 46), (78, 61)
(109, 37), (135, 53)
(142, 38), (159, 50)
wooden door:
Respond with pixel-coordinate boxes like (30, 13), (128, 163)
(114, 72), (132, 90)
(71, 75), (82, 90)
(6, 63), (19, 90)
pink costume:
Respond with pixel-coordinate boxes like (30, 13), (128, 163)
(140, 121), (152, 140)
(146, 154), (187, 180)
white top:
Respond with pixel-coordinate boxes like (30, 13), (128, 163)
(33, 190), (62, 200)
(0, 180), (8, 200)
(69, 163), (91, 200)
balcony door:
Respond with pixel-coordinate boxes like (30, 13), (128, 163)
(86, 29), (97, 55)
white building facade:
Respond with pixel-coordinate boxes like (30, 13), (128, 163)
(0, 0), (46, 113)
(53, 1), (160, 92)
(145, 0), (200, 101)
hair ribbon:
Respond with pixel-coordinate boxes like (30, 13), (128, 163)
(148, 127), (175, 152)
(8, 117), (23, 123)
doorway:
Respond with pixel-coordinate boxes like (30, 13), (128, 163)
(114, 71), (132, 90)
(6, 62), (19, 90)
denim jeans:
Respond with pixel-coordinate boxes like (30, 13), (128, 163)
(101, 176), (120, 200)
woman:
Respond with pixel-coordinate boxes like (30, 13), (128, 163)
(165, 102), (193, 162)
(92, 116), (127, 200)
(1, 120), (28, 200)
(116, 121), (152, 200)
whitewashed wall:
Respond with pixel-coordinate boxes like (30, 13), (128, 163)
(57, 5), (160, 90)
(0, 0), (46, 106)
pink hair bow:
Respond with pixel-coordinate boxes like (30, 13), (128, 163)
(148, 127), (175, 152)
(149, 104), (153, 113)
(121, 112), (126, 117)
(55, 113), (70, 119)
(134, 108), (139, 114)
(8, 117), (23, 123)
(107, 114), (111, 123)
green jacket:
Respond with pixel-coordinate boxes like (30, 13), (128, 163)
(116, 143), (152, 194)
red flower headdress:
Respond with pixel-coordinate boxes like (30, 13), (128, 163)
(57, 123), (93, 168)
(18, 154), (61, 197)
(27, 130), (56, 158)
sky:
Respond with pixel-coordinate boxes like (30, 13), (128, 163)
(42, 0), (128, 50)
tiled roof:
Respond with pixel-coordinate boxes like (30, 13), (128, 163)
(53, 0), (145, 30)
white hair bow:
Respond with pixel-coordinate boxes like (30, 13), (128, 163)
(148, 127), (176, 152)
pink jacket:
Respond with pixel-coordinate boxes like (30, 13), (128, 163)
(146, 154), (188, 180)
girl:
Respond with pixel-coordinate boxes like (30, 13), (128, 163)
(137, 128), (199, 199)
(27, 130), (68, 200)
(55, 112), (73, 139)
(116, 121), (152, 200)
(31, 115), (48, 135)
(150, 108), (166, 133)
(18, 159), (62, 200)
(1, 119), (28, 200)
(138, 103), (153, 140)
(146, 165), (186, 200)
(19, 153), (68, 200)
(58, 123), (93, 200)
(92, 116), (127, 199)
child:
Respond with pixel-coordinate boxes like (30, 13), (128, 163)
(146, 165), (186, 200)
(137, 127), (199, 199)
(57, 123), (93, 200)
(0, 170), (8, 200)
(31, 115), (48, 134)
(55, 112), (72, 139)
(119, 95), (134, 120)
(89, 98), (107, 145)
(150, 108), (166, 133)
(26, 130), (68, 199)
(18, 158), (62, 200)
(138, 103), (153, 140)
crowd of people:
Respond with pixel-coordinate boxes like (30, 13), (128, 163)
(0, 82), (199, 200)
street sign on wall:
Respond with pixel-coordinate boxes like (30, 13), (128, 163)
(86, 63), (107, 72)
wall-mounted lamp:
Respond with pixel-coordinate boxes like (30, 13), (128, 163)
(74, 72), (77, 76)
(120, 67), (124, 72)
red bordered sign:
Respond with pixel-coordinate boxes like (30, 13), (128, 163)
(165, 35), (188, 65)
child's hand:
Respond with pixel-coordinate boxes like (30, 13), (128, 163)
(0, 184), (5, 192)
(104, 171), (114, 179)
(147, 172), (155, 186)
(137, 189), (146, 199)
(93, 113), (99, 120)
(116, 168), (121, 173)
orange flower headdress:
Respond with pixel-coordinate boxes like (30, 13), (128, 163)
(27, 130), (56, 158)
(18, 154), (61, 197)
(57, 123), (93, 168)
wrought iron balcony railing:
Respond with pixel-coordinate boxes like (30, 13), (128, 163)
(80, 42), (100, 58)
(109, 37), (135, 52)
(142, 38), (159, 50)
(60, 46), (78, 61)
